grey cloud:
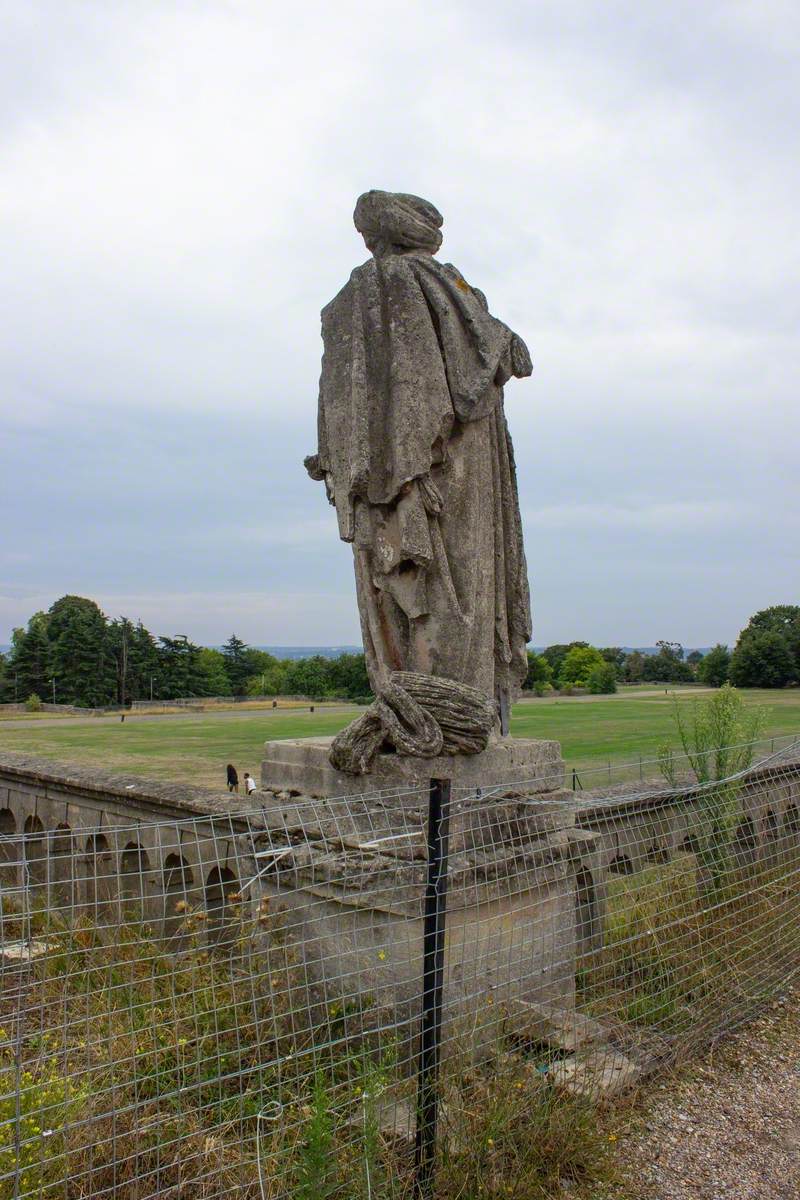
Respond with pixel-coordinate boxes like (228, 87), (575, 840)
(1, 0), (798, 647)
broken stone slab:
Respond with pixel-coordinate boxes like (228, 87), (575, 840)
(0, 939), (55, 966)
(505, 998), (609, 1053)
(343, 1094), (470, 1155)
(548, 1049), (642, 1099)
(344, 1095), (417, 1147)
(261, 735), (565, 802)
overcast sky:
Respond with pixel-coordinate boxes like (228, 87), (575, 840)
(2, 0), (798, 649)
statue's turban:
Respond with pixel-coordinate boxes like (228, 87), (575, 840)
(353, 190), (443, 253)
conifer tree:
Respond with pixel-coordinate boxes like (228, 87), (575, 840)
(222, 634), (250, 695)
(8, 613), (52, 701)
(47, 595), (115, 706)
(157, 634), (206, 698)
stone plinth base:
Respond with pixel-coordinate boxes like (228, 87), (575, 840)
(261, 735), (564, 800)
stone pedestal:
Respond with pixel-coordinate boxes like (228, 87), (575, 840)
(257, 733), (589, 1060)
(261, 735), (564, 800)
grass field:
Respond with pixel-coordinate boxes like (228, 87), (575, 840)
(1, 687), (799, 791)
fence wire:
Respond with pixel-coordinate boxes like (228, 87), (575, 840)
(0, 739), (799, 1198)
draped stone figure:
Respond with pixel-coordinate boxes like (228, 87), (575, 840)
(306, 191), (533, 762)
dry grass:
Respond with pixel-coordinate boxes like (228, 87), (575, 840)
(0, 898), (617, 1200)
(579, 841), (800, 1057)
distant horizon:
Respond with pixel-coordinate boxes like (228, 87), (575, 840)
(0, 638), (721, 659)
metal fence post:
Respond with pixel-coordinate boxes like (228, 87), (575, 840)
(415, 777), (451, 1199)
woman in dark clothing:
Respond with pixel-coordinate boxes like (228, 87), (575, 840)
(226, 764), (239, 793)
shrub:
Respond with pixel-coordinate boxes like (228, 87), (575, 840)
(697, 644), (731, 687)
(25, 692), (43, 712)
(587, 663), (617, 694)
(0, 1055), (88, 1196)
(729, 630), (794, 688)
(558, 645), (605, 688)
(659, 684), (766, 893)
(523, 651), (552, 691)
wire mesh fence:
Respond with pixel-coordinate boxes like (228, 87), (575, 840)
(1, 738), (799, 1198)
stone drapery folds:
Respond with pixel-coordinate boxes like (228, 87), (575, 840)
(306, 191), (534, 759)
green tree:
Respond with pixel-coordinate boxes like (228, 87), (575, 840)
(587, 662), (617, 694)
(47, 595), (116, 706)
(283, 655), (334, 698)
(739, 605), (800, 672)
(622, 649), (646, 682)
(241, 648), (276, 674)
(197, 648), (231, 696)
(542, 642), (588, 680)
(523, 651), (552, 693)
(222, 634), (251, 695)
(108, 616), (163, 704)
(126, 621), (163, 701)
(729, 605), (800, 688)
(326, 652), (371, 700)
(157, 635), (206, 697)
(599, 647), (625, 676)
(246, 659), (289, 696)
(697, 644), (731, 687)
(242, 649), (284, 695)
(558, 645), (604, 688)
(729, 630), (794, 688)
(642, 641), (693, 683)
(107, 617), (134, 705)
(8, 613), (52, 701)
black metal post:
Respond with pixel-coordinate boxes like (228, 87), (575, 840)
(415, 777), (451, 1199)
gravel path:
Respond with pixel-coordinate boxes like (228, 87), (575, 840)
(608, 987), (800, 1200)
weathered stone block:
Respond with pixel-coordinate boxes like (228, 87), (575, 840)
(261, 735), (564, 800)
(549, 1048), (642, 1098)
(504, 997), (608, 1052)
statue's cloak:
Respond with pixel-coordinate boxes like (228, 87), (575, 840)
(312, 250), (533, 704)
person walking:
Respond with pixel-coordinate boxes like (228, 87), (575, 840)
(226, 764), (239, 793)
(244, 771), (257, 796)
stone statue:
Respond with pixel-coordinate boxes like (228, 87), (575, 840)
(306, 191), (533, 769)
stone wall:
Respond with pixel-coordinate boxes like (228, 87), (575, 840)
(568, 755), (800, 954)
(1, 749), (797, 1004)
(0, 751), (261, 939)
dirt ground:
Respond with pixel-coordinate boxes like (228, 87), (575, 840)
(599, 983), (800, 1200)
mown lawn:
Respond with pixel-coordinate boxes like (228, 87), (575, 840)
(1, 688), (798, 791)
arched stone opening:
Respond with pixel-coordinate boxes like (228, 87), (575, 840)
(83, 832), (116, 921)
(50, 823), (74, 906)
(644, 843), (670, 865)
(163, 854), (195, 943)
(608, 854), (634, 877)
(120, 843), (153, 921)
(205, 865), (240, 950)
(732, 816), (758, 870)
(0, 809), (17, 889)
(575, 866), (599, 959)
(23, 815), (47, 889)
(762, 809), (781, 867)
(680, 833), (701, 856)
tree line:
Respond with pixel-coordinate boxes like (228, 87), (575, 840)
(1, 596), (796, 709)
(524, 605), (800, 694)
(0, 595), (370, 708)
